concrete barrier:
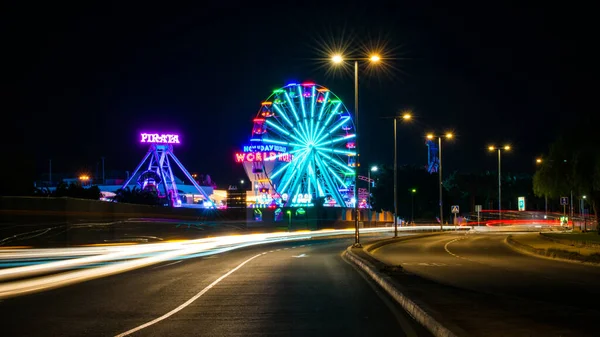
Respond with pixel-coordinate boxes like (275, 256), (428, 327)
(344, 247), (459, 337)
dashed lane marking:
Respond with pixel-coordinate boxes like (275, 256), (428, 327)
(114, 252), (263, 337)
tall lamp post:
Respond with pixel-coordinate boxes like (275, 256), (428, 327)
(427, 133), (453, 231)
(535, 157), (548, 215)
(332, 53), (381, 247)
(488, 145), (511, 223)
(368, 166), (378, 226)
(410, 188), (417, 224)
(382, 113), (412, 237)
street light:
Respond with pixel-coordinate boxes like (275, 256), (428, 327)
(489, 145), (511, 223)
(382, 111), (412, 237)
(426, 132), (453, 230)
(535, 157), (548, 214)
(368, 166), (378, 226)
(331, 53), (382, 247)
(410, 188), (417, 224)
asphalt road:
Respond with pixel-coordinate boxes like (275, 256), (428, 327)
(0, 235), (431, 337)
(371, 232), (600, 336)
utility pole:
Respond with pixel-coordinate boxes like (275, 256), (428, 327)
(102, 157), (105, 185)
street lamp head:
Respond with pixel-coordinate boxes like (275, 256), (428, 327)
(426, 134), (434, 140)
(583, 195), (587, 199)
(411, 188), (416, 193)
(79, 175), (89, 181)
(371, 166), (378, 172)
(504, 145), (511, 151)
(445, 132), (453, 139)
(488, 146), (496, 151)
(240, 179), (244, 184)
(402, 113), (412, 120)
(331, 54), (343, 64)
(369, 54), (381, 62)
(536, 158), (542, 164)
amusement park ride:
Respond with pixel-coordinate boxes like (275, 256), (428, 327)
(235, 82), (359, 208)
(120, 133), (214, 207)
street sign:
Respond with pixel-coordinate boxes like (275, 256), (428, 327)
(518, 197), (526, 211)
(474, 205), (482, 212)
(560, 197), (568, 205)
(451, 205), (459, 214)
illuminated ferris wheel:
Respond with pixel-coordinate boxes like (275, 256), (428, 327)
(246, 82), (356, 207)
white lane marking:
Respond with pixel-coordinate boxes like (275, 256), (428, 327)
(291, 247), (297, 249)
(276, 249), (281, 251)
(292, 254), (307, 258)
(151, 260), (183, 269)
(269, 250), (274, 253)
(114, 253), (263, 337)
(284, 248), (289, 250)
(444, 237), (469, 260)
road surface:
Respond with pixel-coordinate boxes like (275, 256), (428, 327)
(372, 232), (600, 336)
(0, 236), (431, 337)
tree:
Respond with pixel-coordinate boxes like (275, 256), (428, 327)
(533, 121), (600, 224)
(113, 186), (162, 206)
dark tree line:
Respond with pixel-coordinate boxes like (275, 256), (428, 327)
(533, 118), (599, 220)
(33, 182), (101, 200)
(112, 186), (162, 206)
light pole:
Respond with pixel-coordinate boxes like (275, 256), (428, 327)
(427, 133), (453, 231)
(410, 188), (417, 224)
(489, 145), (511, 223)
(368, 166), (378, 226)
(382, 112), (412, 237)
(101, 157), (105, 185)
(332, 53), (381, 247)
(536, 158), (548, 215)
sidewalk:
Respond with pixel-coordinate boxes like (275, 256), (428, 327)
(507, 233), (600, 264)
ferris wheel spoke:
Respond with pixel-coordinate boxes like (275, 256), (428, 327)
(298, 86), (307, 119)
(278, 150), (311, 197)
(314, 153), (345, 206)
(317, 91), (330, 121)
(318, 133), (356, 146)
(284, 92), (300, 122)
(315, 147), (356, 156)
(273, 104), (295, 129)
(313, 105), (340, 142)
(314, 116), (350, 145)
(269, 147), (307, 179)
(316, 150), (355, 175)
(276, 149), (309, 194)
(310, 85), (316, 120)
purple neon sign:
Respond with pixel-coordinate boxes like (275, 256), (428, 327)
(140, 133), (181, 144)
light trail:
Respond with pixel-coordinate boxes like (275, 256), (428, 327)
(0, 227), (443, 299)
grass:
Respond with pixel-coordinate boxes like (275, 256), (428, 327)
(543, 232), (600, 243)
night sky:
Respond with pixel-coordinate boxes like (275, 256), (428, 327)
(6, 2), (590, 189)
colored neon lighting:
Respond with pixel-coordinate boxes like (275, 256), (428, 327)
(234, 152), (293, 163)
(261, 102), (272, 105)
(244, 82), (356, 208)
(140, 133), (180, 144)
(242, 144), (287, 152)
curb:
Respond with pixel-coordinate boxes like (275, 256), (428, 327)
(539, 232), (600, 250)
(344, 247), (459, 337)
(505, 235), (600, 266)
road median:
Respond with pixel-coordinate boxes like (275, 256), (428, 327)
(344, 241), (463, 337)
(506, 233), (600, 265)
